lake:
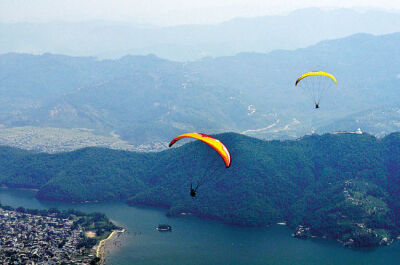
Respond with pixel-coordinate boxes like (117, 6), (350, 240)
(0, 187), (399, 265)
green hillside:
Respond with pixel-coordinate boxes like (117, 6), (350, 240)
(1, 132), (400, 247)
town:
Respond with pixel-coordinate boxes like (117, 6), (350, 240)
(0, 207), (105, 264)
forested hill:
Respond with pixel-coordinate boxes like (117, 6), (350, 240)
(1, 132), (400, 247)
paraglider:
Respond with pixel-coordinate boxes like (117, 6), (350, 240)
(295, 71), (337, 109)
(190, 183), (196, 197)
(169, 133), (231, 197)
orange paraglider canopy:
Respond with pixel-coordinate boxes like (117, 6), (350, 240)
(169, 133), (231, 168)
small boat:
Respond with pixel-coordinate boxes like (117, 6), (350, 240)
(156, 224), (172, 231)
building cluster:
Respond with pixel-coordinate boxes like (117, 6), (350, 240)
(0, 126), (168, 153)
(0, 208), (94, 264)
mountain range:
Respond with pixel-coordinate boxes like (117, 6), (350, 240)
(2, 8), (400, 61)
(1, 31), (400, 148)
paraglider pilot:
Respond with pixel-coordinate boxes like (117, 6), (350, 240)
(168, 133), (232, 199)
(190, 183), (197, 197)
(295, 71), (337, 110)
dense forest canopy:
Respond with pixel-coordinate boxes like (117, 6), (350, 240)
(1, 131), (400, 246)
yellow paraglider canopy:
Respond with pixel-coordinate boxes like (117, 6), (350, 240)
(295, 71), (338, 108)
(295, 71), (337, 86)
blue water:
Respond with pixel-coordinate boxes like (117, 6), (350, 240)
(0, 188), (399, 265)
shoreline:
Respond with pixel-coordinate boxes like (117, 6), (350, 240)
(96, 229), (126, 264)
(1, 186), (397, 250)
(0, 185), (39, 192)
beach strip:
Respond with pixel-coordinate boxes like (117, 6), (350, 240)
(96, 229), (125, 264)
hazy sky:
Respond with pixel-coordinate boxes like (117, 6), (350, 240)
(1, 0), (399, 26)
